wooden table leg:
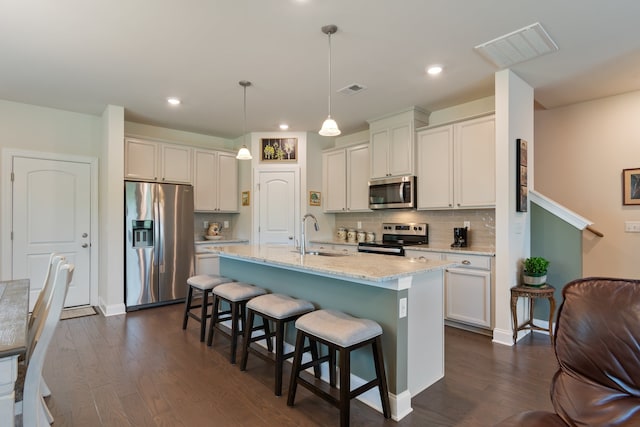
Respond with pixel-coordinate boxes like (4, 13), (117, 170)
(548, 295), (556, 345)
(511, 293), (518, 344)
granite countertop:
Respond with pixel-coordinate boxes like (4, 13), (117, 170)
(310, 239), (495, 256)
(210, 244), (455, 286)
(194, 239), (249, 245)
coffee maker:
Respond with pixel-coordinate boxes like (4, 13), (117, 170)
(451, 227), (468, 248)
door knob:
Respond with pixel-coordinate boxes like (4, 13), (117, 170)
(82, 233), (88, 238)
(288, 236), (293, 240)
(82, 243), (89, 248)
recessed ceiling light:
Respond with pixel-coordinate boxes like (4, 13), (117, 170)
(426, 65), (443, 75)
(279, 124), (289, 130)
(167, 97), (181, 105)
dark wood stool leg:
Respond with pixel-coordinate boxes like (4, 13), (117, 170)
(275, 319), (285, 396)
(372, 336), (391, 418)
(264, 316), (273, 353)
(182, 286), (193, 329)
(207, 294), (220, 346)
(199, 289), (210, 342)
(329, 347), (337, 387)
(339, 346), (350, 427)
(310, 338), (321, 379)
(230, 300), (240, 364)
(240, 309), (255, 371)
(287, 329), (306, 406)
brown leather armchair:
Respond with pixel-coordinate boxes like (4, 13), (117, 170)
(497, 277), (640, 426)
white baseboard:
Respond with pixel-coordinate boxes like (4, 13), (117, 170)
(99, 299), (126, 317)
(493, 319), (555, 346)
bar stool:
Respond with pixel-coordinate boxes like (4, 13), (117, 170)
(240, 293), (315, 396)
(207, 282), (267, 364)
(287, 309), (391, 427)
(182, 274), (234, 342)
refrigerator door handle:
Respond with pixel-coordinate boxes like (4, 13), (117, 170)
(155, 186), (165, 274)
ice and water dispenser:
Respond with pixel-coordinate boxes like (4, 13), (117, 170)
(131, 220), (154, 248)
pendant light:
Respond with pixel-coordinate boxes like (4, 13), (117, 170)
(236, 80), (253, 160)
(319, 24), (341, 136)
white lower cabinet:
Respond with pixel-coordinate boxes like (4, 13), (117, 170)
(195, 253), (220, 275)
(405, 250), (493, 330)
(310, 242), (358, 254)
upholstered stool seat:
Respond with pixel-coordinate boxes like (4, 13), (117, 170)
(182, 274), (234, 342)
(240, 294), (315, 395)
(287, 309), (391, 427)
(207, 282), (267, 364)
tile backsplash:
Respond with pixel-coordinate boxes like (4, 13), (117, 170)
(331, 209), (495, 248)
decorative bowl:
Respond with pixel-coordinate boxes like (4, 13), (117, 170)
(204, 235), (223, 240)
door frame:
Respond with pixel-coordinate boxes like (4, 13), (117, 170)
(1, 148), (99, 307)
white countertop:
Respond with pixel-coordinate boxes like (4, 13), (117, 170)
(195, 239), (249, 245)
(209, 244), (455, 285)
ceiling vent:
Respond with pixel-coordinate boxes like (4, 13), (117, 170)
(337, 83), (367, 96)
(474, 22), (558, 69)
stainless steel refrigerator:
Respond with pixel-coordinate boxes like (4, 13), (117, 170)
(125, 181), (194, 310)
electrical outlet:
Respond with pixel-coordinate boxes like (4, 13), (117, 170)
(203, 221), (209, 229)
(224, 220), (229, 228)
(624, 221), (640, 232)
(399, 298), (407, 318)
(464, 221), (470, 230)
(357, 221), (362, 229)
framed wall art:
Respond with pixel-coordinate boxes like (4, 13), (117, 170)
(516, 138), (528, 212)
(260, 137), (298, 162)
(309, 191), (321, 206)
(241, 191), (250, 206)
(622, 167), (640, 205)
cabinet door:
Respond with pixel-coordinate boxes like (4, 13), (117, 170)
(125, 139), (158, 181)
(217, 152), (238, 212)
(323, 149), (347, 212)
(370, 129), (390, 178)
(388, 123), (413, 176)
(404, 250), (442, 261)
(416, 126), (454, 209)
(445, 267), (491, 327)
(193, 149), (218, 212)
(160, 144), (192, 183)
(195, 254), (220, 275)
(455, 116), (495, 208)
(346, 144), (370, 211)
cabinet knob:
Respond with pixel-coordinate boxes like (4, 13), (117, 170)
(462, 260), (471, 265)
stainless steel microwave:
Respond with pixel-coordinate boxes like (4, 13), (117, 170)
(368, 176), (416, 209)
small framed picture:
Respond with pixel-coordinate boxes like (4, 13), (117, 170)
(516, 139), (528, 212)
(309, 191), (321, 206)
(241, 191), (250, 206)
(622, 168), (640, 205)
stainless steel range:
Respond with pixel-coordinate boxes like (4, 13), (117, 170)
(357, 222), (428, 256)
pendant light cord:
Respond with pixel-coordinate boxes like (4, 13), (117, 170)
(327, 30), (332, 118)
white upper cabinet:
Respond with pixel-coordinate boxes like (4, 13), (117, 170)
(193, 149), (238, 212)
(368, 107), (429, 179)
(323, 143), (371, 213)
(125, 138), (192, 184)
(416, 114), (495, 209)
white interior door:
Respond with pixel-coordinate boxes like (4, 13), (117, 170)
(257, 170), (297, 246)
(12, 156), (92, 309)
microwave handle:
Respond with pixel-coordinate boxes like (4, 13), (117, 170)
(399, 182), (404, 200)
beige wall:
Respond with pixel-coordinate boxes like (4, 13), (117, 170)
(535, 90), (640, 279)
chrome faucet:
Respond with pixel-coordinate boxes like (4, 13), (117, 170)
(300, 213), (319, 255)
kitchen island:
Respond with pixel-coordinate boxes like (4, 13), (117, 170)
(207, 244), (456, 421)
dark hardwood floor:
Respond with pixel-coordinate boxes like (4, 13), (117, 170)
(43, 303), (558, 426)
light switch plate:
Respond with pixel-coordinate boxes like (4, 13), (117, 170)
(624, 221), (640, 232)
(464, 221), (470, 230)
(399, 298), (407, 318)
(224, 221), (230, 228)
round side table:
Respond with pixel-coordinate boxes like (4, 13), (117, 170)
(510, 284), (556, 345)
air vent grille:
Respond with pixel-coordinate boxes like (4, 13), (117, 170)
(474, 22), (558, 69)
(338, 83), (367, 96)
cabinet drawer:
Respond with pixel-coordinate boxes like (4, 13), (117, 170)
(405, 250), (442, 261)
(444, 253), (490, 270)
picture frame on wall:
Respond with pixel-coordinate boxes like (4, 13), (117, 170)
(241, 191), (250, 206)
(516, 138), (528, 212)
(260, 137), (298, 162)
(309, 191), (321, 206)
(622, 167), (640, 205)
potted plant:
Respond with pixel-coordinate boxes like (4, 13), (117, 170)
(522, 257), (549, 286)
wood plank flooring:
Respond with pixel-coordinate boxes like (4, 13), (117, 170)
(43, 303), (558, 426)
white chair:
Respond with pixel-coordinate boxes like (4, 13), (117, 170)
(16, 262), (74, 427)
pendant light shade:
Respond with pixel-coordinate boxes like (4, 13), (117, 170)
(319, 24), (341, 136)
(236, 80), (253, 160)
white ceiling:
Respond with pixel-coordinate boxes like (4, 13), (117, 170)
(2, 0), (640, 139)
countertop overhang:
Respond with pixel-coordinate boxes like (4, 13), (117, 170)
(210, 245), (455, 290)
